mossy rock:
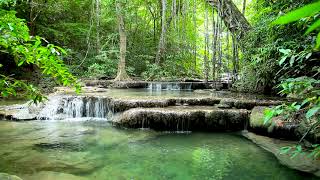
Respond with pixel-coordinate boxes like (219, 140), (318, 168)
(0, 173), (23, 180)
(249, 106), (299, 140)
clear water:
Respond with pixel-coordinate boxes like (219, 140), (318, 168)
(0, 120), (316, 180)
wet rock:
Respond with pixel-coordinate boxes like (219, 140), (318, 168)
(242, 131), (320, 177)
(0, 104), (37, 121)
(249, 106), (299, 140)
(0, 173), (23, 180)
(115, 106), (250, 131)
(216, 103), (232, 109)
(175, 97), (221, 106)
(219, 98), (283, 110)
(23, 171), (88, 180)
(83, 80), (112, 87)
(110, 81), (148, 88)
(111, 99), (175, 112)
(33, 142), (86, 152)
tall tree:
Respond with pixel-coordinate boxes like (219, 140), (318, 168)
(155, 0), (167, 64)
(192, 0), (197, 74)
(242, 0), (246, 16)
(114, 1), (131, 81)
(96, 0), (101, 53)
(203, 3), (209, 82)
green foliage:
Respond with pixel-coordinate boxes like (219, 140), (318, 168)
(0, 8), (80, 103)
(273, 1), (320, 49)
(262, 0), (320, 159)
(237, 0), (318, 93)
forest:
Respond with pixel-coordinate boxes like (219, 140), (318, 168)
(0, 0), (320, 179)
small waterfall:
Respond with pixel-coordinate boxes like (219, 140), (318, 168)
(147, 82), (192, 91)
(38, 96), (112, 120)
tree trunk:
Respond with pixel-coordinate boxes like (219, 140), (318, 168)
(212, 9), (218, 82)
(231, 33), (239, 81)
(242, 0), (246, 16)
(114, 1), (131, 81)
(155, 0), (167, 64)
(95, 0), (101, 54)
(206, 0), (250, 40)
(192, 0), (197, 74)
(203, 4), (209, 83)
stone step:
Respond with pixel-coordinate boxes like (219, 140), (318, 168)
(114, 106), (250, 131)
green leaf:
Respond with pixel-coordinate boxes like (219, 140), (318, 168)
(273, 1), (320, 25)
(279, 49), (291, 55)
(289, 55), (295, 66)
(305, 19), (320, 35)
(17, 60), (24, 66)
(279, 56), (287, 65)
(280, 146), (292, 154)
(306, 106), (320, 119)
(316, 32), (320, 49)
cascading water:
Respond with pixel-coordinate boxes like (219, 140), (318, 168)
(37, 96), (113, 120)
(147, 82), (192, 91)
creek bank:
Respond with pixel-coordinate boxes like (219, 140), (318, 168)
(242, 131), (320, 177)
(249, 106), (320, 143)
(114, 106), (250, 131)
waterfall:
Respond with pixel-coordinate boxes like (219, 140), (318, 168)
(147, 82), (192, 91)
(38, 96), (112, 120)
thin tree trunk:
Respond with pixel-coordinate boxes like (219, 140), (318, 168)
(155, 0), (167, 64)
(242, 0), (246, 16)
(95, 0), (101, 54)
(172, 0), (177, 28)
(192, 0), (197, 74)
(231, 33), (239, 81)
(204, 4), (209, 83)
(114, 1), (131, 81)
(225, 30), (230, 74)
(212, 9), (218, 82)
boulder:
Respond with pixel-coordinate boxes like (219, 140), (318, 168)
(249, 106), (299, 140)
(243, 131), (320, 177)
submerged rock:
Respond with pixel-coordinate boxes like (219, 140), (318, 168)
(23, 171), (88, 180)
(33, 142), (86, 152)
(115, 106), (250, 131)
(242, 131), (320, 177)
(0, 173), (23, 180)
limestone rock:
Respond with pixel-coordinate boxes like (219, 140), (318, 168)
(23, 171), (88, 180)
(243, 132), (320, 177)
(115, 106), (249, 131)
(249, 106), (299, 140)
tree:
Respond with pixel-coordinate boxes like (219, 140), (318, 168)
(114, 1), (131, 81)
(207, 0), (250, 40)
(155, 0), (167, 64)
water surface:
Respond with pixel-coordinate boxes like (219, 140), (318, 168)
(0, 119), (315, 180)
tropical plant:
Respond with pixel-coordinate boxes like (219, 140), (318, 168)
(0, 6), (80, 103)
(264, 1), (320, 158)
